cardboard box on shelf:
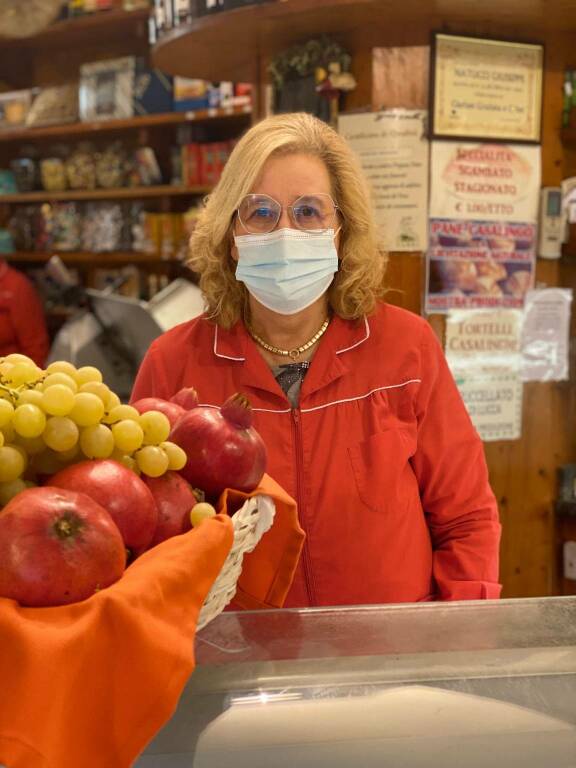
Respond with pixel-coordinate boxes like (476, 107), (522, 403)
(173, 78), (211, 111)
(133, 60), (173, 115)
(0, 90), (32, 129)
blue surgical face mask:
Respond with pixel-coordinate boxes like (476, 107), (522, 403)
(234, 227), (339, 315)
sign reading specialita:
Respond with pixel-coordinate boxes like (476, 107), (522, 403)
(338, 110), (429, 251)
(430, 141), (540, 222)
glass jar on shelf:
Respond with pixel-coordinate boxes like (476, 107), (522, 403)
(95, 142), (127, 189)
(65, 142), (97, 190)
(41, 145), (68, 192)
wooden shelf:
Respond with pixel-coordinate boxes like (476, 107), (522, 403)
(0, 106), (252, 143)
(153, 0), (576, 82)
(0, 185), (209, 203)
(7, 251), (174, 265)
(0, 8), (150, 50)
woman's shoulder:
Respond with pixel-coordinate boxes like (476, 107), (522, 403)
(369, 302), (431, 343)
(148, 313), (215, 358)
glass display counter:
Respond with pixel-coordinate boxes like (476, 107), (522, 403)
(137, 597), (576, 767)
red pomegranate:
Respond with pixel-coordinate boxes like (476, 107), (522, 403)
(0, 487), (126, 607)
(131, 397), (186, 428)
(170, 393), (267, 500)
(50, 459), (158, 556)
(143, 471), (198, 546)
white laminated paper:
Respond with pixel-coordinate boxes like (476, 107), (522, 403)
(521, 288), (572, 382)
(445, 309), (524, 442)
(338, 109), (429, 251)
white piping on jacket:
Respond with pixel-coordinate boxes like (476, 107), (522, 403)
(214, 325), (245, 361)
(200, 379), (421, 415)
(300, 379), (421, 413)
(335, 316), (370, 354)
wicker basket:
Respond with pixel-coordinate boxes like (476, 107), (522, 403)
(197, 494), (276, 630)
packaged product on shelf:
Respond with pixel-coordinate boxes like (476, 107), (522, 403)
(26, 84), (79, 128)
(9, 207), (36, 252)
(123, 0), (152, 9)
(34, 204), (55, 252)
(82, 203), (124, 252)
(199, 141), (232, 185)
(41, 156), (68, 192)
(133, 59), (173, 115)
(10, 156), (37, 193)
(172, 0), (193, 24)
(233, 82), (253, 107)
(173, 78), (210, 111)
(131, 147), (162, 186)
(0, 170), (17, 195)
(79, 58), (135, 122)
(202, 0), (224, 12)
(181, 143), (201, 186)
(96, 143), (127, 188)
(159, 212), (185, 260)
(0, 90), (32, 129)
(130, 204), (153, 253)
(52, 203), (82, 252)
(67, 0), (86, 16)
(66, 143), (97, 190)
(143, 212), (163, 254)
(218, 81), (234, 108)
(170, 145), (183, 186)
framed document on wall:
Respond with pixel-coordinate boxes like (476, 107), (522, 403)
(431, 33), (543, 143)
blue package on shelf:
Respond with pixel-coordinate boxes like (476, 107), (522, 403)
(0, 170), (17, 195)
(134, 60), (174, 115)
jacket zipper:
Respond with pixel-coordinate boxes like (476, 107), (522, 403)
(291, 408), (315, 605)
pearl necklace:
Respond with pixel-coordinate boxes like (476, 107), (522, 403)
(247, 317), (330, 360)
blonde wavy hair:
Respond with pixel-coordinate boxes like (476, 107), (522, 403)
(188, 112), (387, 328)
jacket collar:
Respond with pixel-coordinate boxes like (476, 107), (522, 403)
(213, 314), (370, 361)
(213, 314), (371, 402)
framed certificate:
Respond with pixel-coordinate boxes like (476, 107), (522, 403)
(431, 33), (543, 143)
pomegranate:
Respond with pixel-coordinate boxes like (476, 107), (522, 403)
(143, 471), (197, 546)
(131, 397), (186, 428)
(50, 460), (158, 556)
(170, 392), (267, 500)
(170, 386), (199, 410)
(0, 487), (126, 607)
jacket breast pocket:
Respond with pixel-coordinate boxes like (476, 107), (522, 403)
(347, 427), (418, 516)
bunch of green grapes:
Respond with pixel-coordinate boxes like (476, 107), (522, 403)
(0, 354), (187, 506)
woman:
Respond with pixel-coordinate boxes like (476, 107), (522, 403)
(132, 112), (501, 607)
(0, 257), (49, 367)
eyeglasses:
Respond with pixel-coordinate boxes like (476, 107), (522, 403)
(236, 193), (339, 234)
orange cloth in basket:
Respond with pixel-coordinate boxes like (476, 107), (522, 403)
(0, 515), (233, 768)
(220, 473), (305, 610)
(0, 475), (303, 768)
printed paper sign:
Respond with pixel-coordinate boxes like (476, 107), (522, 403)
(430, 141), (541, 222)
(426, 218), (535, 312)
(521, 288), (573, 381)
(338, 109), (429, 251)
(451, 368), (523, 441)
(446, 309), (524, 441)
(445, 309), (523, 360)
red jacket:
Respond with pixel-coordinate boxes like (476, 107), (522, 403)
(131, 303), (501, 607)
(0, 260), (49, 367)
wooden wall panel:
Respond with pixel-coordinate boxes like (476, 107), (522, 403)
(368, 31), (576, 597)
